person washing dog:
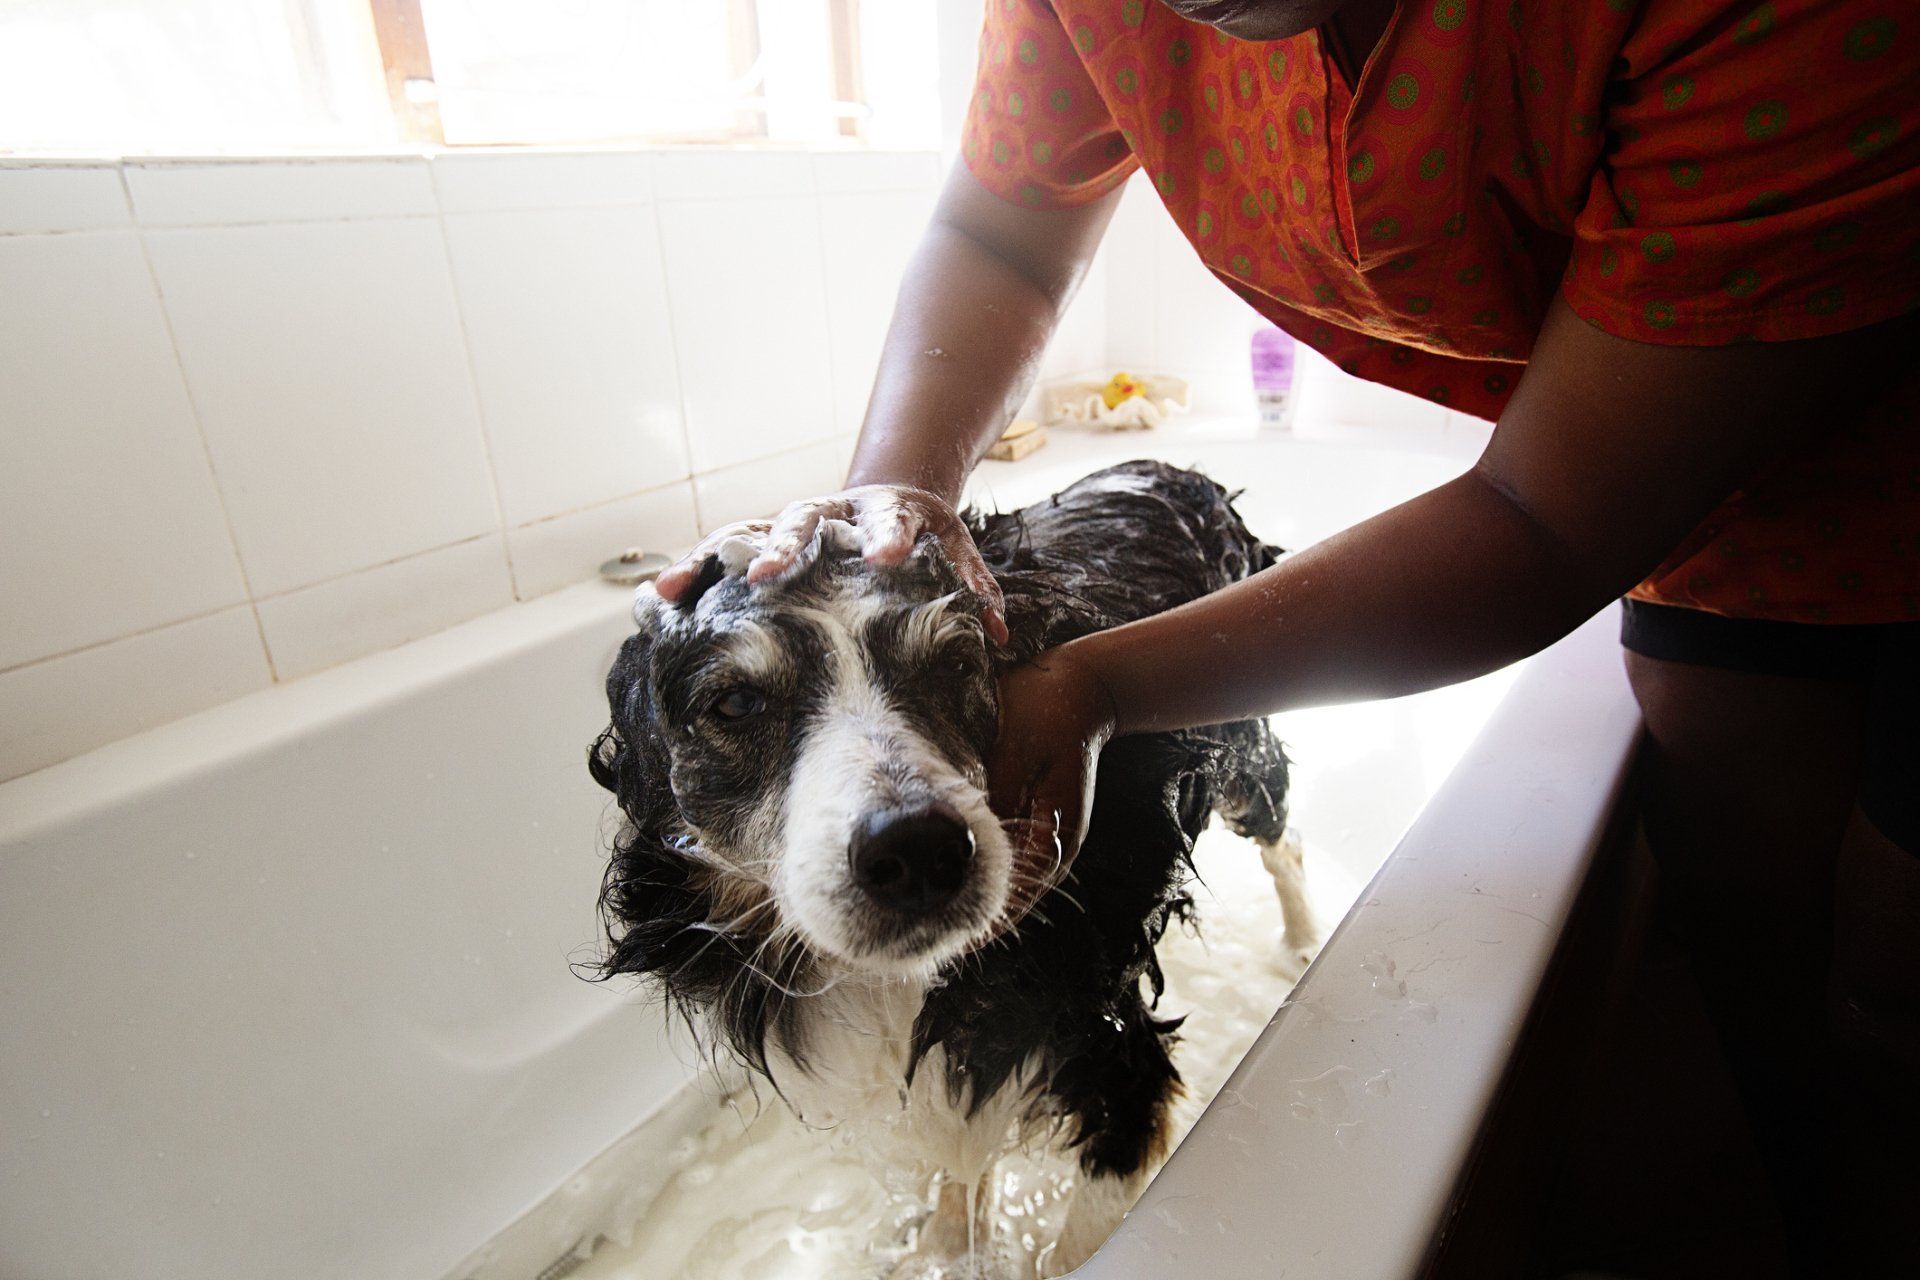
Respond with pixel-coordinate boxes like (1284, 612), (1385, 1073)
(658, 0), (1916, 1270)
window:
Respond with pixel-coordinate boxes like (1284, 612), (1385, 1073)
(0, 0), (939, 155)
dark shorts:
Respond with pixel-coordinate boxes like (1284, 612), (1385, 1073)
(1621, 599), (1919, 855)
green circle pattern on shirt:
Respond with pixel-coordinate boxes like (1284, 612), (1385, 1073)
(1161, 106), (1184, 135)
(1816, 223), (1860, 252)
(1662, 76), (1694, 109)
(1007, 90), (1026, 119)
(1372, 216), (1401, 242)
(1850, 117), (1899, 157)
(1419, 147), (1448, 179)
(1645, 300), (1677, 329)
(1733, 4), (1776, 43)
(1845, 16), (1896, 60)
(1290, 174), (1309, 205)
(1807, 285), (1846, 315)
(1017, 37), (1038, 66)
(1050, 88), (1073, 113)
(1744, 100), (1787, 139)
(1074, 25), (1095, 54)
(1294, 105), (1314, 136)
(1385, 73), (1419, 109)
(1122, 0), (1146, 26)
(1169, 37), (1191, 66)
(1349, 150), (1376, 182)
(1196, 209), (1215, 238)
(1203, 146), (1227, 174)
(1032, 140), (1052, 165)
(1669, 161), (1702, 188)
(1434, 0), (1465, 30)
(1114, 66), (1139, 95)
(1723, 267), (1761, 297)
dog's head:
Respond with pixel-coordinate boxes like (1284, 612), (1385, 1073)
(593, 524), (1013, 990)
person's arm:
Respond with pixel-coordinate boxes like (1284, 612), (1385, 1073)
(987, 297), (1915, 899)
(654, 164), (1121, 640)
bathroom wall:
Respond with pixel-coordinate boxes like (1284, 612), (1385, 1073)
(0, 149), (1481, 784)
(0, 149), (1111, 781)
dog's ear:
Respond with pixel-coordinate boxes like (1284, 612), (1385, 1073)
(590, 623), (672, 815)
(589, 617), (706, 981)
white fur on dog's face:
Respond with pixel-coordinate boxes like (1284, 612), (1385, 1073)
(631, 531), (1009, 978)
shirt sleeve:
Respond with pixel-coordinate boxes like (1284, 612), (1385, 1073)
(1562, 0), (1919, 346)
(960, 0), (1138, 209)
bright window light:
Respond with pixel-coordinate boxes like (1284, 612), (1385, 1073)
(0, 0), (941, 155)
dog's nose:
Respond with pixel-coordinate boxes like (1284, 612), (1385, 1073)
(849, 804), (975, 915)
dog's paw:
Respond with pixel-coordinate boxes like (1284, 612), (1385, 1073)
(886, 1252), (1008, 1280)
(1273, 937), (1317, 982)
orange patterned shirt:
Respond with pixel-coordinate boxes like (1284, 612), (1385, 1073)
(963, 0), (1920, 623)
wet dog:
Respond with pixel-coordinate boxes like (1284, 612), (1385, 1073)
(589, 461), (1318, 1274)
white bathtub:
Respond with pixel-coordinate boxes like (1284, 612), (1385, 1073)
(0, 421), (1640, 1279)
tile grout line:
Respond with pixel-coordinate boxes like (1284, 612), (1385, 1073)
(0, 534), (511, 682)
(121, 162), (283, 683)
(804, 156), (853, 484)
(428, 164), (522, 601)
(645, 154), (707, 535)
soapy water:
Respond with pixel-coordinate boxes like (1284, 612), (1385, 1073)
(570, 826), (1358, 1280)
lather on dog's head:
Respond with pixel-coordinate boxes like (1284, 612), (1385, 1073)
(589, 522), (1015, 1064)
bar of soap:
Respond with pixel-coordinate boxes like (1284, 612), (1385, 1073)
(986, 419), (1047, 461)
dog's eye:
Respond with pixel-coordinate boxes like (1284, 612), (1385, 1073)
(711, 688), (767, 722)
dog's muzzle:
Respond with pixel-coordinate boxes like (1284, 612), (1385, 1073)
(848, 801), (975, 916)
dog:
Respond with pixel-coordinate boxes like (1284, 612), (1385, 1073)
(589, 460), (1319, 1275)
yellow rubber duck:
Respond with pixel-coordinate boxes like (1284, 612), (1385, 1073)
(1100, 371), (1145, 410)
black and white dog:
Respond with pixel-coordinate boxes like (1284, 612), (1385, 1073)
(590, 461), (1318, 1274)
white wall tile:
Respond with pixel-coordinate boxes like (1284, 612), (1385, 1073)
(146, 218), (500, 596)
(125, 158), (437, 226)
(505, 483), (699, 601)
(255, 535), (513, 680)
(652, 151), (816, 201)
(812, 150), (942, 195)
(1101, 178), (1161, 370)
(444, 204), (688, 525)
(0, 164), (130, 235)
(819, 187), (937, 429)
(0, 232), (248, 671)
(1294, 346), (1450, 435)
(431, 150), (656, 213)
(692, 441), (845, 534)
(658, 195), (837, 472)
(1150, 205), (1266, 415)
(0, 607), (270, 783)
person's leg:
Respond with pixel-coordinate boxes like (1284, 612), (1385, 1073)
(1824, 638), (1920, 1273)
(1623, 623), (1870, 1269)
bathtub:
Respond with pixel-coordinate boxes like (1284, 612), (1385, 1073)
(0, 420), (1640, 1280)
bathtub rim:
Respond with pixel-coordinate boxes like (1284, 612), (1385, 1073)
(1067, 603), (1640, 1277)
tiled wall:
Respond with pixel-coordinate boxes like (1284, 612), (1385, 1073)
(0, 149), (1114, 781)
(0, 150), (1471, 784)
(1102, 177), (1497, 449)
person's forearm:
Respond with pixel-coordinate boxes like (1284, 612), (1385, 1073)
(1071, 466), (1616, 735)
(847, 170), (1117, 504)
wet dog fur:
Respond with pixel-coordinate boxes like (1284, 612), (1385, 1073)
(589, 461), (1305, 1270)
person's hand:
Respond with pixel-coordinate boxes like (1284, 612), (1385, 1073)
(653, 484), (1008, 645)
(985, 641), (1119, 933)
